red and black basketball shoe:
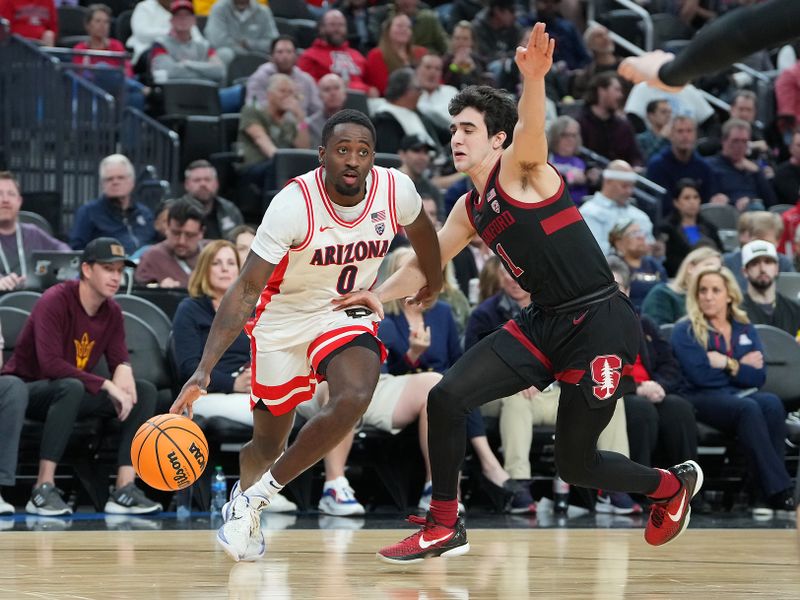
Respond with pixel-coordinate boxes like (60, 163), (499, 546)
(377, 512), (470, 564)
(645, 460), (704, 546)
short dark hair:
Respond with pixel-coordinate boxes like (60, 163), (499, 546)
(168, 197), (205, 226)
(673, 177), (700, 199)
(645, 99), (668, 115)
(227, 224), (256, 243)
(385, 67), (416, 102)
(84, 3), (111, 24)
(0, 171), (20, 193)
(320, 109), (376, 147)
(584, 72), (620, 106)
(271, 34), (296, 53)
(184, 159), (217, 179)
(448, 85), (517, 148)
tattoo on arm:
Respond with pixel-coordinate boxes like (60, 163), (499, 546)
(519, 161), (536, 191)
(199, 279), (262, 371)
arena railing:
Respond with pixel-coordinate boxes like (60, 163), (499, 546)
(120, 108), (181, 193)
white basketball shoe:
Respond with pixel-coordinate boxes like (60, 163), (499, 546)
(218, 481), (268, 562)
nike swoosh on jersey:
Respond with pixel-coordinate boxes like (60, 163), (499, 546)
(418, 532), (454, 549)
(572, 311), (588, 326)
(319, 226), (334, 232)
(667, 490), (687, 522)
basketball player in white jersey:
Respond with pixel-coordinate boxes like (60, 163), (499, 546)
(170, 109), (442, 561)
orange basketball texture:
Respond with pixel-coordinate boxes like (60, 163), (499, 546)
(131, 414), (209, 491)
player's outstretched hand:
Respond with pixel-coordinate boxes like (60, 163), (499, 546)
(515, 21), (555, 80)
(170, 371), (210, 419)
(406, 284), (439, 310)
(332, 290), (385, 320)
(618, 50), (684, 92)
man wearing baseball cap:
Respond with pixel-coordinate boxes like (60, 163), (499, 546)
(740, 239), (800, 341)
(2, 237), (161, 516)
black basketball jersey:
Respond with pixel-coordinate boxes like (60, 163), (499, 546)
(466, 159), (614, 309)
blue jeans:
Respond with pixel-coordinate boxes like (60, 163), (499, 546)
(687, 389), (791, 497)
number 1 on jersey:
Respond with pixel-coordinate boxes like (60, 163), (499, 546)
(496, 243), (524, 277)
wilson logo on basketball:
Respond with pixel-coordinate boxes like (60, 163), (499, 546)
(590, 354), (622, 401)
(167, 451), (191, 488)
(189, 442), (206, 469)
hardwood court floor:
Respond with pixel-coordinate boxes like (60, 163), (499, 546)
(2, 528), (799, 599)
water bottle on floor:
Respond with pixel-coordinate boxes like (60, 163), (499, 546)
(175, 485), (192, 520)
(553, 474), (570, 515)
(211, 466), (227, 515)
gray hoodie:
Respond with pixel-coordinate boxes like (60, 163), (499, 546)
(205, 0), (279, 56)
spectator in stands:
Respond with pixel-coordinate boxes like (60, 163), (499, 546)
(127, 0), (203, 64)
(527, 0), (590, 72)
(204, 0), (278, 66)
(607, 256), (698, 473)
(246, 36), (322, 116)
(441, 20), (490, 90)
(570, 23), (622, 100)
(646, 115), (717, 212)
(642, 247), (722, 327)
(171, 239), (297, 512)
(305, 74), (347, 149)
(658, 178), (723, 277)
(579, 160), (654, 255)
(636, 99), (672, 162)
(416, 54), (459, 132)
(364, 13), (427, 97)
(547, 115), (594, 205)
(69, 154), (156, 254)
(724, 211), (794, 291)
(227, 224), (254, 266)
(740, 240), (800, 338)
(149, 0), (225, 86)
(578, 73), (643, 167)
(625, 83), (715, 130)
(134, 198), (205, 288)
(180, 160), (243, 240)
(397, 134), (443, 210)
(368, 0), (448, 56)
(72, 4), (148, 110)
(0, 171), (69, 291)
(707, 118), (777, 211)
(729, 90), (767, 144)
(471, 0), (521, 66)
(773, 130), (800, 207)
(0, 324), (28, 516)
(372, 68), (446, 156)
(774, 58), (800, 138)
(671, 266), (795, 514)
(608, 219), (667, 310)
(296, 9), (376, 96)
(237, 74), (311, 200)
(0, 0), (56, 46)
(3, 238), (161, 516)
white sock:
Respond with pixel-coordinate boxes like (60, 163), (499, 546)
(245, 470), (284, 501)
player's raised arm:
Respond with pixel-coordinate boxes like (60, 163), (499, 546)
(506, 22), (555, 170)
(170, 252), (274, 417)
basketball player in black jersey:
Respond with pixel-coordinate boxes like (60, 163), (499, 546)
(335, 23), (703, 562)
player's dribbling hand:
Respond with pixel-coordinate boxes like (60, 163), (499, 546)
(170, 372), (210, 419)
(617, 50), (685, 93)
(515, 22), (555, 80)
(331, 290), (385, 319)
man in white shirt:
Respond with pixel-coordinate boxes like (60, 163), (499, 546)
(416, 54), (458, 130)
(579, 160), (654, 255)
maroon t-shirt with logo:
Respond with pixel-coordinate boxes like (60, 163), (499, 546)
(3, 280), (129, 394)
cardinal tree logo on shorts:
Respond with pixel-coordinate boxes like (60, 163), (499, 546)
(590, 354), (622, 401)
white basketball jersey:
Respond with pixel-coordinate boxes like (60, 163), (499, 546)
(248, 166), (420, 350)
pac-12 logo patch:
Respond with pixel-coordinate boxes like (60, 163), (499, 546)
(590, 354), (622, 400)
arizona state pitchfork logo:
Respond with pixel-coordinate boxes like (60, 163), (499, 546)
(74, 333), (95, 370)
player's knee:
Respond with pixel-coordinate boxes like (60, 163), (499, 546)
(427, 381), (466, 422)
(329, 387), (373, 420)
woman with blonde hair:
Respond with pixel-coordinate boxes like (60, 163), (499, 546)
(364, 13), (428, 96)
(641, 246), (722, 326)
(172, 240), (298, 512)
(671, 266), (794, 514)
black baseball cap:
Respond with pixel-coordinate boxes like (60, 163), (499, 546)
(399, 134), (434, 152)
(81, 237), (136, 268)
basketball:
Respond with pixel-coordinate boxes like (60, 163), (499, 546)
(131, 414), (209, 491)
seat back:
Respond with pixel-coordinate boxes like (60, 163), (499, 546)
(374, 153), (402, 169)
(0, 291), (42, 312)
(18, 210), (53, 236)
(272, 149), (321, 190)
(345, 90), (369, 116)
(115, 295), (172, 353)
(269, 0), (314, 20)
(21, 191), (62, 237)
(0, 306), (29, 363)
(775, 272), (800, 303)
(699, 203), (739, 230)
(659, 322), (675, 341)
(122, 311), (171, 391)
(769, 203), (794, 216)
(57, 5), (88, 42)
(180, 115), (224, 170)
(134, 179), (171, 214)
(227, 52), (268, 86)
(161, 80), (222, 117)
(754, 324), (800, 407)
(115, 9), (133, 44)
